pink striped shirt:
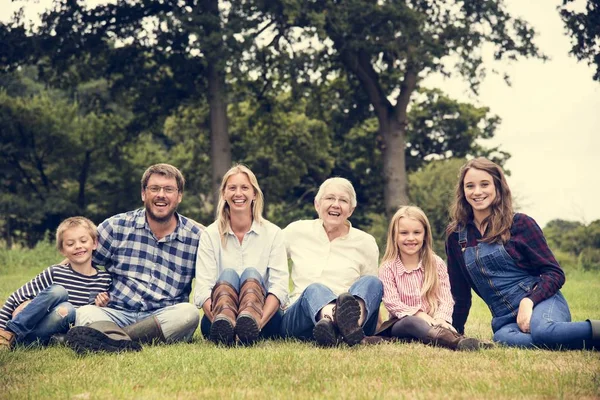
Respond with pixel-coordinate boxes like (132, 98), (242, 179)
(379, 254), (454, 322)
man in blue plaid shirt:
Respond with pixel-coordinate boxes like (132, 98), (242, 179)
(66, 164), (203, 353)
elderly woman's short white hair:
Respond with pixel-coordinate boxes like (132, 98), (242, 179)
(315, 177), (357, 208)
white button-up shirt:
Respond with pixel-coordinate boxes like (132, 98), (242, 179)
(194, 219), (289, 308)
(284, 219), (379, 305)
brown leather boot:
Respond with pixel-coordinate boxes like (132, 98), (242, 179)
(313, 317), (340, 347)
(425, 325), (492, 351)
(209, 281), (239, 345)
(0, 328), (15, 351)
(235, 278), (266, 345)
(123, 316), (166, 345)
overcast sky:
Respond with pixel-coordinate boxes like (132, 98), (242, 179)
(3, 0), (599, 228)
(426, 0), (600, 228)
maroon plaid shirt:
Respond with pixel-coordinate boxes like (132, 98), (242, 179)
(445, 213), (565, 334)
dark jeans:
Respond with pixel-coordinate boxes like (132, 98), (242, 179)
(7, 285), (75, 345)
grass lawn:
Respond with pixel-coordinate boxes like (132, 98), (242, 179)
(1, 245), (599, 399)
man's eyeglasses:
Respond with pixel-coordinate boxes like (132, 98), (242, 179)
(145, 185), (179, 194)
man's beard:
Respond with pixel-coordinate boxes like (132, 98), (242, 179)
(145, 203), (177, 224)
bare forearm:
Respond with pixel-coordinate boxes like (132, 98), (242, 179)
(259, 294), (280, 329)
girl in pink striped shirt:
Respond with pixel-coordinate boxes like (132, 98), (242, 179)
(377, 206), (491, 350)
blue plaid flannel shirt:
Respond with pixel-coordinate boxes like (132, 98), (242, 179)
(93, 208), (202, 312)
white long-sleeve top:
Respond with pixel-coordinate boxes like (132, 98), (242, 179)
(284, 219), (379, 305)
(194, 219), (289, 308)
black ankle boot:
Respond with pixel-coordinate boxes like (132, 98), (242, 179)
(66, 321), (142, 354)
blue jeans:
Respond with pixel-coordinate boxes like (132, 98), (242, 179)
(493, 291), (592, 349)
(76, 303), (199, 343)
(280, 275), (383, 340)
(200, 268), (282, 339)
(459, 227), (593, 349)
(6, 285), (76, 345)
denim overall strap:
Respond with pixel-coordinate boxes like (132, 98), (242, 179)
(458, 226), (468, 252)
(459, 226), (540, 332)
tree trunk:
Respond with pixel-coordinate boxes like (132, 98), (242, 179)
(204, 0), (231, 207)
(381, 115), (409, 216)
(77, 150), (91, 211)
(207, 63), (231, 207)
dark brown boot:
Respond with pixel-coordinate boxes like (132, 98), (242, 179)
(209, 281), (239, 345)
(65, 321), (142, 354)
(425, 325), (490, 351)
(313, 317), (340, 347)
(123, 316), (165, 345)
(333, 293), (364, 346)
(236, 278), (266, 345)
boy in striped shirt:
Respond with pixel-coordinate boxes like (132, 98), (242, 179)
(0, 217), (112, 349)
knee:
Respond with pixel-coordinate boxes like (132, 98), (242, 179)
(47, 285), (69, 302)
(175, 303), (200, 328)
(354, 276), (383, 297)
(241, 267), (261, 282)
(304, 283), (329, 297)
(75, 304), (99, 326)
(530, 321), (555, 345)
(217, 268), (240, 285)
(56, 302), (76, 322)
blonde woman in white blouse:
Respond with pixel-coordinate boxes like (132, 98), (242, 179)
(194, 165), (289, 345)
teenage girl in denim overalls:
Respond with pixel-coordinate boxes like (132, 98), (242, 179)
(445, 157), (599, 349)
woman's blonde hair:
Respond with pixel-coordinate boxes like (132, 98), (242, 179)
(382, 206), (440, 317)
(446, 157), (514, 243)
(216, 164), (264, 245)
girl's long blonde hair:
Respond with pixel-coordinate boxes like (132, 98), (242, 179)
(446, 157), (514, 244)
(216, 164), (264, 245)
(382, 206), (440, 316)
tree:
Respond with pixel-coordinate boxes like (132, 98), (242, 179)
(560, 0), (600, 81)
(0, 84), (130, 246)
(407, 158), (467, 254)
(272, 0), (544, 215)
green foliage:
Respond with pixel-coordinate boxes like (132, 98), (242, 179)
(553, 249), (578, 272)
(578, 247), (600, 272)
(560, 0), (600, 81)
(543, 218), (600, 261)
(407, 158), (467, 253)
(228, 94), (334, 228)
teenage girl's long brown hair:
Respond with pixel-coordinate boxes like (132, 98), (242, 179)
(446, 157), (514, 243)
(382, 206), (441, 317)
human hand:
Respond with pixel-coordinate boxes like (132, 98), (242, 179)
(517, 298), (534, 333)
(434, 319), (457, 332)
(415, 311), (436, 326)
(203, 299), (213, 322)
(95, 292), (110, 307)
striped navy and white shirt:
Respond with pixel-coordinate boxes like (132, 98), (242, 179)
(0, 264), (112, 330)
(93, 208), (201, 312)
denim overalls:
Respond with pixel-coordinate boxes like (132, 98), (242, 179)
(458, 226), (591, 349)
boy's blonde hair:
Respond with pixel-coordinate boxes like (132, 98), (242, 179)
(381, 206), (441, 317)
(56, 216), (98, 251)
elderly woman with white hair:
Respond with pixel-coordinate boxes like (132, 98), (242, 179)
(279, 177), (384, 346)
